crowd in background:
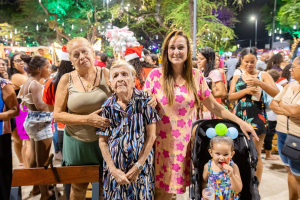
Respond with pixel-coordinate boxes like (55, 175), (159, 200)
(1, 31), (300, 200)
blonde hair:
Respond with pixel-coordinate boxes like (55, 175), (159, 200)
(109, 60), (136, 80)
(66, 37), (93, 54)
(162, 30), (200, 107)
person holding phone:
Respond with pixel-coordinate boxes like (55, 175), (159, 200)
(228, 47), (279, 186)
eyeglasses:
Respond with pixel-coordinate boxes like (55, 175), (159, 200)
(291, 65), (300, 71)
(14, 59), (23, 63)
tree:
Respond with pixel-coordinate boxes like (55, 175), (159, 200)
(262, 0), (299, 38)
(110, 0), (242, 51)
(0, 0), (113, 46)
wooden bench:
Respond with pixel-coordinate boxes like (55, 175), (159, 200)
(10, 154), (102, 200)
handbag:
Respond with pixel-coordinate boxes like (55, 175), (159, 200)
(282, 134), (300, 160)
(282, 91), (300, 160)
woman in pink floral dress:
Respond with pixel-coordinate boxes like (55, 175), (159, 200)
(144, 30), (258, 200)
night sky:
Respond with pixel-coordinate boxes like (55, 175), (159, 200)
(233, 0), (270, 49)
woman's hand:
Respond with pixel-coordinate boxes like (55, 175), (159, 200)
(147, 91), (157, 108)
(239, 120), (259, 141)
(125, 165), (140, 183)
(87, 108), (110, 129)
(245, 77), (261, 87)
(111, 168), (130, 185)
(245, 86), (260, 95)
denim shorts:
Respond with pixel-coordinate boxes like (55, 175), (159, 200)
(277, 131), (300, 176)
(24, 111), (53, 141)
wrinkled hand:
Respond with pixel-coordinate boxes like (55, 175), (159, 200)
(245, 77), (261, 87)
(239, 120), (259, 141)
(125, 165), (140, 183)
(147, 91), (157, 108)
(87, 108), (109, 130)
(245, 86), (260, 95)
(111, 168), (130, 185)
(222, 164), (234, 177)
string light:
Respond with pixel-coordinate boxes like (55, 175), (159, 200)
(62, 22), (64, 26)
(72, 24), (74, 29)
(36, 24), (39, 31)
(279, 29), (282, 34)
(14, 29), (17, 34)
(294, 25), (297, 29)
(45, 19), (47, 22)
(10, 32), (12, 38)
(80, 28), (83, 32)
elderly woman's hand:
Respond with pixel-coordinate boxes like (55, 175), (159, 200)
(87, 108), (110, 129)
(147, 91), (157, 108)
(111, 168), (130, 185)
(125, 165), (140, 182)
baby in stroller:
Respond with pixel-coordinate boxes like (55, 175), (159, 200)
(202, 135), (242, 200)
(190, 119), (260, 200)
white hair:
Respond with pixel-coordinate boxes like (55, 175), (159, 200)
(109, 60), (136, 81)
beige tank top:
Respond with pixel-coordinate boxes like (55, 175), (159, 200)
(65, 68), (112, 142)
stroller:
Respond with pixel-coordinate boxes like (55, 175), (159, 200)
(189, 119), (260, 200)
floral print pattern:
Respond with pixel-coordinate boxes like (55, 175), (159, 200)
(207, 159), (239, 200)
(234, 75), (267, 135)
(144, 68), (211, 194)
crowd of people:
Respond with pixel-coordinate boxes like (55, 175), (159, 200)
(0, 29), (300, 200)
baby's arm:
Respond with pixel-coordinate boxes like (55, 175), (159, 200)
(202, 163), (209, 189)
(229, 163), (243, 193)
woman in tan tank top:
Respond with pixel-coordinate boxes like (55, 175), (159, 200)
(53, 37), (112, 199)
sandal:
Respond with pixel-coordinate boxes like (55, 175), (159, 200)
(47, 190), (61, 200)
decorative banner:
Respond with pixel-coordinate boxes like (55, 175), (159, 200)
(105, 26), (140, 57)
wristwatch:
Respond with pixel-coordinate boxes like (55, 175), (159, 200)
(135, 162), (143, 171)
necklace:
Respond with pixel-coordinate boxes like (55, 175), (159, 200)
(77, 68), (98, 92)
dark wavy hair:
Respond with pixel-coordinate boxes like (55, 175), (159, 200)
(199, 47), (215, 77)
(235, 47), (257, 69)
(20, 54), (48, 76)
(281, 64), (292, 82)
(150, 54), (159, 66)
(127, 57), (155, 88)
(50, 61), (74, 99)
(9, 53), (22, 77)
(266, 53), (283, 71)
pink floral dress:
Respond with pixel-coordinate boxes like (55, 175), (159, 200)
(144, 68), (211, 194)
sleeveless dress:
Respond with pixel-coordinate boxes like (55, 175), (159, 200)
(207, 159), (239, 200)
(62, 68), (112, 166)
(234, 73), (267, 135)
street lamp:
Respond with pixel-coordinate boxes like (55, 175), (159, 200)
(250, 16), (257, 48)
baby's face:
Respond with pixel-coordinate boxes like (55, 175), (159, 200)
(209, 143), (233, 169)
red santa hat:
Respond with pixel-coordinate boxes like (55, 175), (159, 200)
(276, 77), (288, 86)
(61, 45), (69, 61)
(124, 46), (144, 62)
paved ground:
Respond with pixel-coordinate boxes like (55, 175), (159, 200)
(12, 141), (288, 200)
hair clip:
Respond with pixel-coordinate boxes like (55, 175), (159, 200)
(206, 123), (238, 139)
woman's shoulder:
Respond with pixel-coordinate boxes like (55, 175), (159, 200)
(147, 67), (163, 80)
(11, 73), (27, 86)
(192, 68), (204, 77)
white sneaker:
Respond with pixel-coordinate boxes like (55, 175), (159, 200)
(54, 151), (62, 160)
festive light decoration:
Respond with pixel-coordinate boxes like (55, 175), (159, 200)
(105, 26), (140, 57)
(289, 37), (300, 59)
